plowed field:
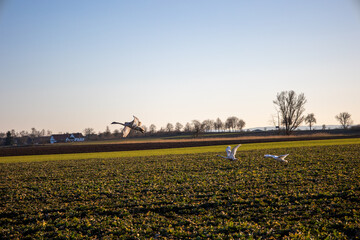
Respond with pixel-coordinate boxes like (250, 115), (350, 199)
(1, 134), (359, 157)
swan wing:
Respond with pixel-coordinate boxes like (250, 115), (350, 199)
(231, 144), (241, 156)
(279, 154), (289, 160)
(122, 126), (131, 138)
(134, 126), (145, 133)
(132, 116), (140, 127)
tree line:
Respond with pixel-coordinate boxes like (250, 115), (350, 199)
(1, 90), (357, 145)
(83, 116), (246, 139)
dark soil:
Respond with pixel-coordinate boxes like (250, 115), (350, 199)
(1, 134), (359, 157)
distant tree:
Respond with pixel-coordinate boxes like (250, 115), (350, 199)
(175, 122), (183, 132)
(149, 124), (157, 133)
(0, 132), (5, 138)
(11, 129), (17, 137)
(104, 126), (111, 137)
(202, 119), (214, 132)
(225, 116), (239, 131)
(83, 128), (95, 136)
(322, 124), (326, 130)
(273, 90), (307, 135)
(4, 131), (13, 146)
(39, 129), (46, 137)
(305, 113), (316, 130)
(335, 112), (353, 129)
(19, 131), (28, 137)
(184, 122), (192, 132)
(237, 119), (246, 131)
(192, 120), (204, 137)
(113, 129), (121, 137)
(166, 123), (174, 132)
(214, 118), (224, 132)
(30, 128), (39, 138)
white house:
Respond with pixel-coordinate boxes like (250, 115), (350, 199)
(50, 133), (85, 144)
(66, 133), (85, 142)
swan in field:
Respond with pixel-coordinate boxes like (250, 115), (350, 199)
(217, 144), (241, 160)
(264, 154), (289, 163)
(111, 115), (145, 137)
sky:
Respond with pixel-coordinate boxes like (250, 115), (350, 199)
(1, 0), (359, 134)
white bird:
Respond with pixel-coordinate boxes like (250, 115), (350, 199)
(111, 116), (145, 138)
(264, 154), (289, 163)
(217, 144), (241, 160)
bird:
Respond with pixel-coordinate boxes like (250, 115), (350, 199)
(217, 144), (241, 160)
(111, 116), (145, 138)
(264, 154), (289, 163)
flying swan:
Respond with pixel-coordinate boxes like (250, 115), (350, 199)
(217, 144), (241, 160)
(264, 154), (289, 163)
(111, 115), (145, 138)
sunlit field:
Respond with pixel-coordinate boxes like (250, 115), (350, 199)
(1, 140), (360, 239)
(1, 138), (359, 163)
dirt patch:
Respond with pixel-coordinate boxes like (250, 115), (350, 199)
(1, 134), (359, 157)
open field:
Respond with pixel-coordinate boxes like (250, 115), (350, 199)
(1, 139), (360, 239)
(1, 138), (360, 163)
(1, 133), (359, 157)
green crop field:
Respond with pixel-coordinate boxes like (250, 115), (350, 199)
(1, 138), (360, 164)
(1, 139), (360, 239)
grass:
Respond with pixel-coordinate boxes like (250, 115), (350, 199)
(1, 138), (360, 163)
(1, 139), (360, 239)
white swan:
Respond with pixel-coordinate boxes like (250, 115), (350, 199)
(217, 144), (241, 160)
(264, 154), (289, 163)
(111, 115), (145, 137)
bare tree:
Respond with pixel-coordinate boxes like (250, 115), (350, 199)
(225, 116), (239, 131)
(30, 128), (39, 138)
(19, 130), (28, 137)
(149, 124), (157, 133)
(305, 113), (316, 130)
(237, 119), (246, 131)
(39, 129), (46, 137)
(273, 90), (307, 135)
(166, 123), (174, 132)
(335, 112), (353, 129)
(83, 128), (95, 137)
(104, 126), (111, 137)
(202, 119), (214, 132)
(184, 122), (192, 132)
(192, 120), (204, 137)
(113, 129), (121, 137)
(11, 129), (17, 137)
(214, 118), (224, 132)
(175, 122), (183, 132)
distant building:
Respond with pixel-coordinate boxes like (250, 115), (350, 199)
(50, 133), (85, 144)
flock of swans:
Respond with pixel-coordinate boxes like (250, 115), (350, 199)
(217, 144), (289, 163)
(112, 116), (290, 163)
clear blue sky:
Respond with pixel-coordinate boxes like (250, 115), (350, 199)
(1, 0), (359, 134)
